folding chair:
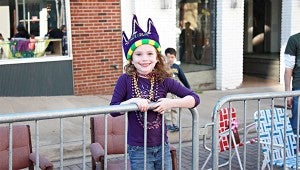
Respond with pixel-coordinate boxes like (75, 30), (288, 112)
(254, 108), (300, 169)
(201, 107), (256, 170)
(0, 124), (53, 170)
(90, 114), (178, 170)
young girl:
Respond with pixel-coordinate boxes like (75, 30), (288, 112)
(110, 15), (200, 170)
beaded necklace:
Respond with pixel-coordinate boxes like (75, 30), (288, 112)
(133, 74), (155, 100)
(132, 73), (161, 129)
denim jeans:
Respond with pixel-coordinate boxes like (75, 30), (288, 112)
(128, 142), (172, 170)
(291, 88), (300, 134)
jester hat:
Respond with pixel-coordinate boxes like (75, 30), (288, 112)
(122, 15), (161, 60)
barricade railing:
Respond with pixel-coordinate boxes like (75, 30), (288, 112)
(210, 91), (300, 170)
(0, 102), (199, 170)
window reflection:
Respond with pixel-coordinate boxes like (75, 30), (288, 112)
(0, 0), (68, 60)
(179, 0), (212, 66)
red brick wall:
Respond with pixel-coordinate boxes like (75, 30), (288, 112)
(70, 1), (123, 95)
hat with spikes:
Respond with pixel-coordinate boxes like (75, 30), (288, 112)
(122, 15), (161, 60)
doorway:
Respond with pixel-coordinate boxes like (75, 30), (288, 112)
(243, 0), (281, 82)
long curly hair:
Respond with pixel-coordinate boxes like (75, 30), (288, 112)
(124, 52), (172, 81)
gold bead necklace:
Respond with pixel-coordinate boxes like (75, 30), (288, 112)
(132, 73), (161, 129)
(132, 73), (155, 101)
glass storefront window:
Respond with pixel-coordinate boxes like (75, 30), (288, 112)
(178, 0), (213, 69)
(0, 0), (69, 61)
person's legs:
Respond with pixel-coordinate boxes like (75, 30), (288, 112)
(128, 145), (155, 170)
(165, 94), (176, 131)
(128, 144), (172, 170)
(170, 94), (179, 131)
(291, 94), (299, 134)
(153, 143), (172, 170)
(171, 108), (179, 131)
(165, 111), (176, 131)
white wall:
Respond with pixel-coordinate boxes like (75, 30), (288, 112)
(0, 6), (10, 40)
(120, 0), (177, 62)
(216, 0), (244, 90)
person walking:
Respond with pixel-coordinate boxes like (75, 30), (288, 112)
(284, 32), (300, 134)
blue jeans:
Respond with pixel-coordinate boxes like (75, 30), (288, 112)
(291, 88), (300, 134)
(128, 143), (172, 170)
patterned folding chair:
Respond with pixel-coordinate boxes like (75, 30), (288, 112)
(201, 107), (256, 170)
(254, 108), (299, 169)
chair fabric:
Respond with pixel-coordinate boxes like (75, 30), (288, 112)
(218, 107), (242, 152)
(91, 115), (126, 154)
(0, 125), (32, 169)
(202, 107), (255, 170)
(0, 124), (53, 170)
(254, 108), (300, 169)
(90, 114), (178, 170)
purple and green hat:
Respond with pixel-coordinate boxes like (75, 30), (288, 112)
(122, 15), (161, 60)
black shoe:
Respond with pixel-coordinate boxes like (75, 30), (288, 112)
(167, 125), (175, 132)
(173, 125), (179, 131)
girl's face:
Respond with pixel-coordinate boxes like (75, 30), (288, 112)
(132, 44), (158, 75)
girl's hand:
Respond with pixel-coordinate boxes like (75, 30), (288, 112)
(153, 98), (173, 114)
(120, 98), (150, 113)
(132, 98), (151, 112)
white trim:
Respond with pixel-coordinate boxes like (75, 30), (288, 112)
(65, 0), (73, 59)
(0, 56), (72, 65)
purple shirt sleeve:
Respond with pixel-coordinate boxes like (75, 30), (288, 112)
(110, 74), (129, 117)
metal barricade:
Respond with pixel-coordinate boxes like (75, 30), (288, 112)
(210, 91), (300, 170)
(0, 103), (199, 170)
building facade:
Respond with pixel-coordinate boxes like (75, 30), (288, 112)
(0, 0), (298, 96)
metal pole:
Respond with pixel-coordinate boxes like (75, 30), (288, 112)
(191, 108), (199, 170)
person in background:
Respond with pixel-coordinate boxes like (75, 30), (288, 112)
(60, 25), (68, 55)
(164, 47), (191, 132)
(179, 21), (195, 63)
(28, 34), (36, 51)
(14, 24), (30, 39)
(60, 25), (66, 33)
(45, 26), (64, 54)
(0, 33), (4, 41)
(284, 32), (300, 135)
(110, 15), (200, 170)
(0, 33), (4, 58)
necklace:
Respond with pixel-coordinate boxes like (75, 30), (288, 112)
(132, 73), (161, 129)
(132, 73), (155, 101)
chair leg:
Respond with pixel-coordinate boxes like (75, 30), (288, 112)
(201, 152), (212, 170)
(170, 149), (178, 170)
(231, 132), (244, 170)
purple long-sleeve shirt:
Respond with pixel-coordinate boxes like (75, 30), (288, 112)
(110, 73), (200, 146)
